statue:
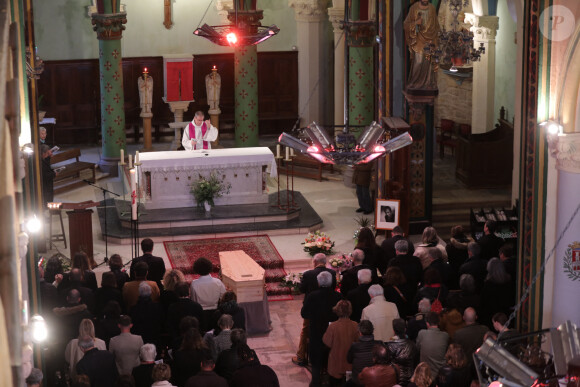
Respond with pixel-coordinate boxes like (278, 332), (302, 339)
(138, 74), (153, 114)
(403, 0), (440, 90)
(205, 67), (221, 114)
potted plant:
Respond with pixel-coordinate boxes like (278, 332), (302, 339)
(190, 171), (231, 211)
(353, 215), (375, 243)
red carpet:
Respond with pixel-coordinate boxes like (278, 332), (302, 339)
(163, 235), (292, 301)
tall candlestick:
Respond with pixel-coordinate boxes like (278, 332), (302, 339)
(128, 154), (133, 169)
(290, 148), (295, 157)
(276, 144), (281, 158)
(120, 149), (124, 163)
(135, 151), (139, 164)
(285, 146), (290, 160)
(130, 169), (137, 220)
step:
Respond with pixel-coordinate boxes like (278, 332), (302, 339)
(433, 199), (512, 211)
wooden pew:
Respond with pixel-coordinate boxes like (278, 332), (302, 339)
(50, 148), (97, 194)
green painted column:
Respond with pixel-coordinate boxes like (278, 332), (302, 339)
(347, 5), (375, 136)
(91, 10), (127, 174)
(234, 45), (259, 147)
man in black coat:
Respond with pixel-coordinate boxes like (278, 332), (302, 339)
(459, 242), (488, 291)
(166, 281), (203, 338)
(347, 268), (373, 322)
(186, 350), (228, 387)
(478, 220), (505, 260)
(76, 335), (119, 386)
(388, 239), (423, 301)
(340, 249), (378, 296)
(293, 253), (336, 366)
(425, 248), (453, 289)
(347, 320), (382, 385)
(301, 271), (343, 386)
(381, 226), (415, 265)
(130, 238), (166, 290)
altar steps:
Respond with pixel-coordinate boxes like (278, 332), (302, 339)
(97, 190), (324, 244)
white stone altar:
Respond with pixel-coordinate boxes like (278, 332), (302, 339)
(137, 148), (277, 209)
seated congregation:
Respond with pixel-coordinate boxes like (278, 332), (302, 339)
(294, 219), (520, 387)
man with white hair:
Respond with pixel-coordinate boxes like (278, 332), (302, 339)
(407, 298), (431, 340)
(388, 239), (423, 300)
(132, 343), (157, 387)
(293, 253), (337, 366)
(361, 284), (400, 341)
(301, 271), (343, 386)
(347, 268), (373, 322)
(340, 249), (378, 296)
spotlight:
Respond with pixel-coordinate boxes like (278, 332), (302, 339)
(358, 121), (385, 151)
(305, 122), (334, 150)
(226, 32), (238, 45)
(25, 215), (42, 233)
(21, 143), (34, 155)
(551, 321), (580, 376)
(30, 315), (48, 343)
(476, 338), (539, 387)
(540, 120), (562, 135)
(278, 132), (310, 154)
(381, 132), (414, 153)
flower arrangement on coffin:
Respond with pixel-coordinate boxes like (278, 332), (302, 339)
(302, 230), (335, 256)
(38, 253), (71, 273)
(190, 171), (231, 209)
(327, 254), (353, 272)
(353, 215), (375, 243)
(280, 272), (303, 294)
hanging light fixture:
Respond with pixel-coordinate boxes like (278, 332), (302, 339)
(424, 0), (485, 70)
(193, 1), (279, 47)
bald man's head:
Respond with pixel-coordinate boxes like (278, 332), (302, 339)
(463, 307), (477, 324)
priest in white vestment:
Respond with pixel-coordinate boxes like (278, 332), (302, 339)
(182, 111), (219, 150)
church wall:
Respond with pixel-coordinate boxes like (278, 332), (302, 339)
(32, 0), (297, 61)
(493, 0), (517, 124)
(434, 73), (473, 130)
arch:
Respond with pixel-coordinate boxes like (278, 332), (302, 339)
(556, 22), (580, 133)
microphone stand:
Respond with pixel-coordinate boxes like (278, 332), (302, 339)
(83, 179), (120, 261)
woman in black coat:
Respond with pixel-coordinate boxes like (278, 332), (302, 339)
(480, 258), (515, 328)
(355, 227), (386, 273)
(436, 344), (472, 387)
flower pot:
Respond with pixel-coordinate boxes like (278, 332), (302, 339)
(204, 201), (211, 212)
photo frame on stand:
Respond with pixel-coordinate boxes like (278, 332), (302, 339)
(375, 199), (400, 230)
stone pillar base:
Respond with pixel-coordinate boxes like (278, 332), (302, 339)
(98, 156), (120, 177)
(140, 113), (154, 151)
(209, 112), (220, 146)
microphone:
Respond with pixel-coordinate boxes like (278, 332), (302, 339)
(93, 256), (109, 268)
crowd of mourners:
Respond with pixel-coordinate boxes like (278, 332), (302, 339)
(294, 220), (519, 387)
(35, 219), (519, 387)
(38, 238), (278, 387)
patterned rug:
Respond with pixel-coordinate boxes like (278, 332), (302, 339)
(163, 235), (292, 301)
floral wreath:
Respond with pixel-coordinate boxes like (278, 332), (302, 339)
(562, 241), (580, 281)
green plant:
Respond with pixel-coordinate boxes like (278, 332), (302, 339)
(353, 216), (375, 242)
(280, 272), (303, 293)
(190, 171), (231, 207)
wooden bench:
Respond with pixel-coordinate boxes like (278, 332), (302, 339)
(279, 153), (334, 181)
(50, 148), (97, 194)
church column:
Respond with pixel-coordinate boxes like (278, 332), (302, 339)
(289, 0), (329, 127)
(229, 10), (262, 147)
(328, 1), (345, 126)
(464, 14), (499, 134)
(347, 2), (375, 135)
(548, 133), (580, 327)
(91, 3), (127, 174)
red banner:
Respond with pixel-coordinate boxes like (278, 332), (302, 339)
(165, 61), (193, 101)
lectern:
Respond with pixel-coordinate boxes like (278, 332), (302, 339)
(61, 201), (99, 265)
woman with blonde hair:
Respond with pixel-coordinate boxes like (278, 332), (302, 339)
(408, 362), (433, 387)
(160, 269), (185, 311)
(64, 319), (106, 378)
(414, 227), (448, 269)
(151, 363), (177, 387)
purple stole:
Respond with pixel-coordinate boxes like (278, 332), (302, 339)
(188, 121), (209, 150)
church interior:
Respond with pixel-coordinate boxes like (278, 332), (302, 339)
(1, 0), (580, 386)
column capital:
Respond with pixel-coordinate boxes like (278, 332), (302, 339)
(328, 5), (344, 32)
(464, 13), (499, 40)
(289, 0), (330, 22)
(548, 132), (580, 173)
(91, 13), (127, 40)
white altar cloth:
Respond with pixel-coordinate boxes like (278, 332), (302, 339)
(138, 148), (277, 209)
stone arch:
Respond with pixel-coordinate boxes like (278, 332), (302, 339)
(556, 23), (580, 133)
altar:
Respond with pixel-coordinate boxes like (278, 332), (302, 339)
(138, 148), (277, 209)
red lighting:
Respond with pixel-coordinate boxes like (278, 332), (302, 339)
(212, 65), (217, 70)
(307, 145), (320, 153)
(226, 32), (238, 45)
(374, 145), (385, 153)
(143, 67), (148, 74)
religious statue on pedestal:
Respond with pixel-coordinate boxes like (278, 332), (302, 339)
(205, 67), (221, 114)
(403, 0), (440, 90)
(138, 73), (154, 114)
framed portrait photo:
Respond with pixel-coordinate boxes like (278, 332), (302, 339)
(375, 199), (400, 230)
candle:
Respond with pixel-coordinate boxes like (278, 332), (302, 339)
(285, 146), (290, 160)
(135, 151), (139, 164)
(143, 67), (148, 75)
(130, 169), (137, 221)
(276, 144), (281, 158)
(128, 154), (133, 169)
(120, 149), (124, 163)
(290, 148), (295, 157)
(213, 65), (217, 70)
